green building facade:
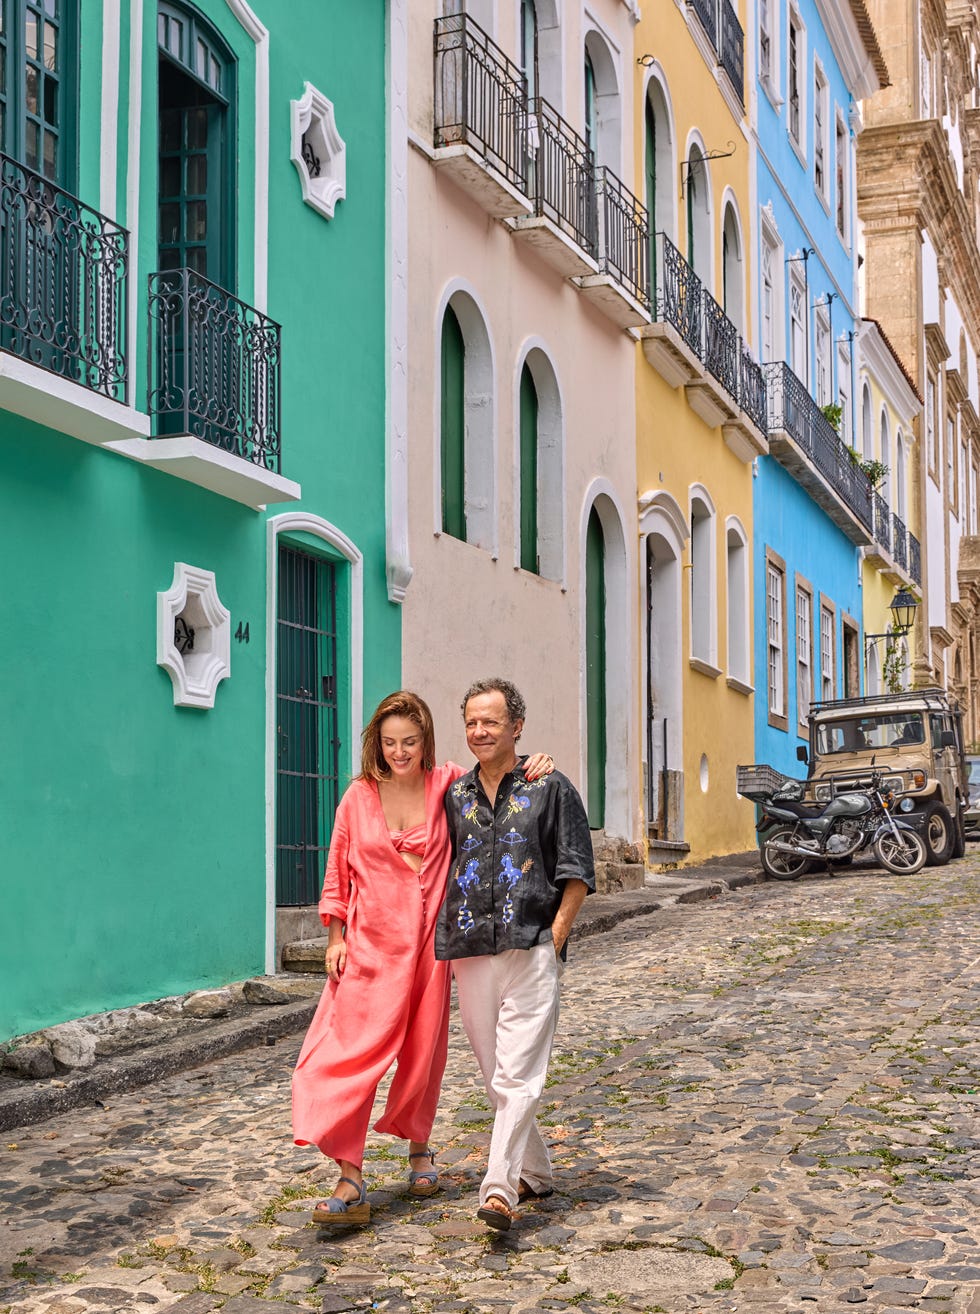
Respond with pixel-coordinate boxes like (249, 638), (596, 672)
(1, 0), (399, 1041)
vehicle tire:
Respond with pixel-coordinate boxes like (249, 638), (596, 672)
(874, 827), (927, 874)
(760, 827), (813, 881)
(949, 804), (966, 859)
(923, 802), (954, 866)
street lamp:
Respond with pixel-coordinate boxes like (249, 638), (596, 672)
(865, 587), (919, 648)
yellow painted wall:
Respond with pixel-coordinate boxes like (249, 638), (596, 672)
(632, 4), (758, 861)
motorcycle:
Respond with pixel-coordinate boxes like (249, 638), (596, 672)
(758, 770), (927, 880)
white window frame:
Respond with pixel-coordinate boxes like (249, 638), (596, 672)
(813, 62), (829, 204)
(767, 557), (786, 723)
(761, 218), (783, 364)
(787, 10), (806, 156)
(837, 344), (851, 445)
(835, 109), (848, 243)
(814, 308), (830, 406)
(725, 518), (751, 688)
(820, 602), (835, 701)
(759, 0), (773, 91)
(690, 488), (718, 671)
(790, 267), (806, 382)
(796, 582), (812, 730)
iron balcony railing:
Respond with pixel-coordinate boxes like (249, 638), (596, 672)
(527, 96), (597, 257)
(764, 361), (872, 530)
(654, 232), (703, 360)
(873, 491), (892, 555)
(433, 13), (527, 193)
(909, 533), (921, 584)
(0, 152), (128, 402)
(892, 512), (908, 571)
(740, 349), (767, 434)
(147, 268), (282, 473)
(688, 0), (717, 48)
(719, 0), (745, 104)
(595, 166), (650, 310)
(703, 287), (740, 399)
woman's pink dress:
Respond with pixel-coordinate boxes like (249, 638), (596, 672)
(291, 762), (464, 1164)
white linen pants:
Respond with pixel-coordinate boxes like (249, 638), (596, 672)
(453, 941), (561, 1208)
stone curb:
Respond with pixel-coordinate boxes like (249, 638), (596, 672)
(0, 853), (763, 1135)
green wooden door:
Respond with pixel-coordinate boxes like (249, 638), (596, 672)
(585, 505), (606, 828)
(645, 96), (656, 303)
(275, 546), (341, 907)
(441, 305), (466, 540)
(519, 362), (538, 573)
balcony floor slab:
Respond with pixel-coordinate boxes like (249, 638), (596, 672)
(0, 352), (149, 446)
(722, 413), (768, 462)
(432, 144), (533, 219)
(685, 376), (737, 429)
(509, 214), (598, 278)
(108, 435), (302, 510)
(768, 428), (872, 546)
(639, 322), (703, 388)
(575, 272), (651, 329)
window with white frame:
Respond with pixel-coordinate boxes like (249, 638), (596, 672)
(726, 523), (750, 685)
(862, 382), (873, 459)
(690, 495), (716, 666)
(759, 0), (774, 89)
(973, 462), (979, 533)
(926, 375), (937, 475)
(788, 13), (803, 147)
(961, 439), (969, 524)
(896, 430), (907, 518)
(767, 556), (786, 722)
(815, 311), (830, 406)
(796, 583), (812, 728)
(761, 223), (781, 364)
(790, 271), (806, 381)
(814, 65), (828, 200)
(820, 603), (835, 700)
(947, 415), (956, 508)
(835, 113), (847, 241)
(837, 345), (850, 444)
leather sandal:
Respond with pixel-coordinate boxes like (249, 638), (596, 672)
(517, 1178), (554, 1203)
(408, 1148), (439, 1197)
(477, 1195), (516, 1231)
(311, 1175), (370, 1225)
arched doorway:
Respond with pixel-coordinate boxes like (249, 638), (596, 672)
(585, 504), (606, 828)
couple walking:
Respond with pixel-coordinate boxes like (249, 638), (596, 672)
(291, 677), (595, 1232)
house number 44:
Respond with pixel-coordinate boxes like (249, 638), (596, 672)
(235, 622), (251, 644)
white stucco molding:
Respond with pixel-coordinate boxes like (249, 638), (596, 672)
(225, 0), (269, 312)
(386, 0), (412, 602)
(638, 488), (690, 545)
(264, 513), (365, 971)
(290, 82), (346, 220)
(157, 563), (232, 709)
(857, 320), (922, 424)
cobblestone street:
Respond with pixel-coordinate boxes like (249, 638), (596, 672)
(2, 858), (978, 1314)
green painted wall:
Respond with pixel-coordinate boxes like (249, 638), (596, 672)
(0, 1), (398, 1041)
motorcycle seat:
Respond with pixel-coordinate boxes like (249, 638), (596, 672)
(771, 798), (826, 819)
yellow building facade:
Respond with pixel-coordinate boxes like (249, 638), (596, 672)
(856, 319), (922, 693)
(631, 0), (761, 862)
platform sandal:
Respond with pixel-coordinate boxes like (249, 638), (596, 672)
(311, 1176), (370, 1226)
(477, 1195), (516, 1232)
(408, 1148), (439, 1197)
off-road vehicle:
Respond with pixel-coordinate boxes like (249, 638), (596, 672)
(796, 687), (968, 865)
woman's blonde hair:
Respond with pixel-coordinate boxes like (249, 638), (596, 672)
(359, 690), (436, 780)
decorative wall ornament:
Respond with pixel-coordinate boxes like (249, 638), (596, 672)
(157, 562), (232, 709)
(290, 82), (346, 219)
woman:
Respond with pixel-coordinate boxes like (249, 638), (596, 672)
(291, 690), (552, 1225)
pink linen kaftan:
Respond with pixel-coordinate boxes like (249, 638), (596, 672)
(291, 762), (464, 1165)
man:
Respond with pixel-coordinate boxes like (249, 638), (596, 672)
(435, 677), (595, 1231)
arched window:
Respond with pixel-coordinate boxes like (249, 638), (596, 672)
(585, 503), (606, 828)
(519, 362), (538, 572)
(689, 488), (717, 667)
(861, 383), (872, 460)
(158, 0), (236, 286)
(583, 30), (620, 171)
(1, 0), (77, 185)
(726, 519), (749, 685)
(879, 409), (891, 502)
(722, 202), (744, 333)
(686, 143), (710, 276)
(439, 291), (495, 550)
(896, 430), (906, 518)
(520, 0), (537, 97)
(440, 305), (466, 541)
(584, 48), (597, 157)
(517, 347), (564, 581)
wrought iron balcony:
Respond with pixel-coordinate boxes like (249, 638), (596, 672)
(433, 14), (528, 196)
(719, 0), (745, 104)
(526, 96), (598, 259)
(909, 533), (921, 584)
(147, 268), (282, 473)
(892, 512), (908, 571)
(740, 350), (766, 434)
(594, 166), (650, 311)
(0, 152), (128, 402)
(873, 491), (892, 555)
(688, 0), (717, 48)
(653, 232), (703, 361)
(764, 361), (873, 538)
(703, 288), (740, 399)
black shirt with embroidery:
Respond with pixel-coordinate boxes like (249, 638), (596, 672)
(434, 757), (596, 961)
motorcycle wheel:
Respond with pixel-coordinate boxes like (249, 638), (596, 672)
(760, 827), (813, 880)
(874, 827), (927, 875)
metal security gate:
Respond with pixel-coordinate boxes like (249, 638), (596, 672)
(275, 546), (340, 906)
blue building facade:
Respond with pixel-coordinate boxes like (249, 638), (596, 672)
(750, 0), (888, 776)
